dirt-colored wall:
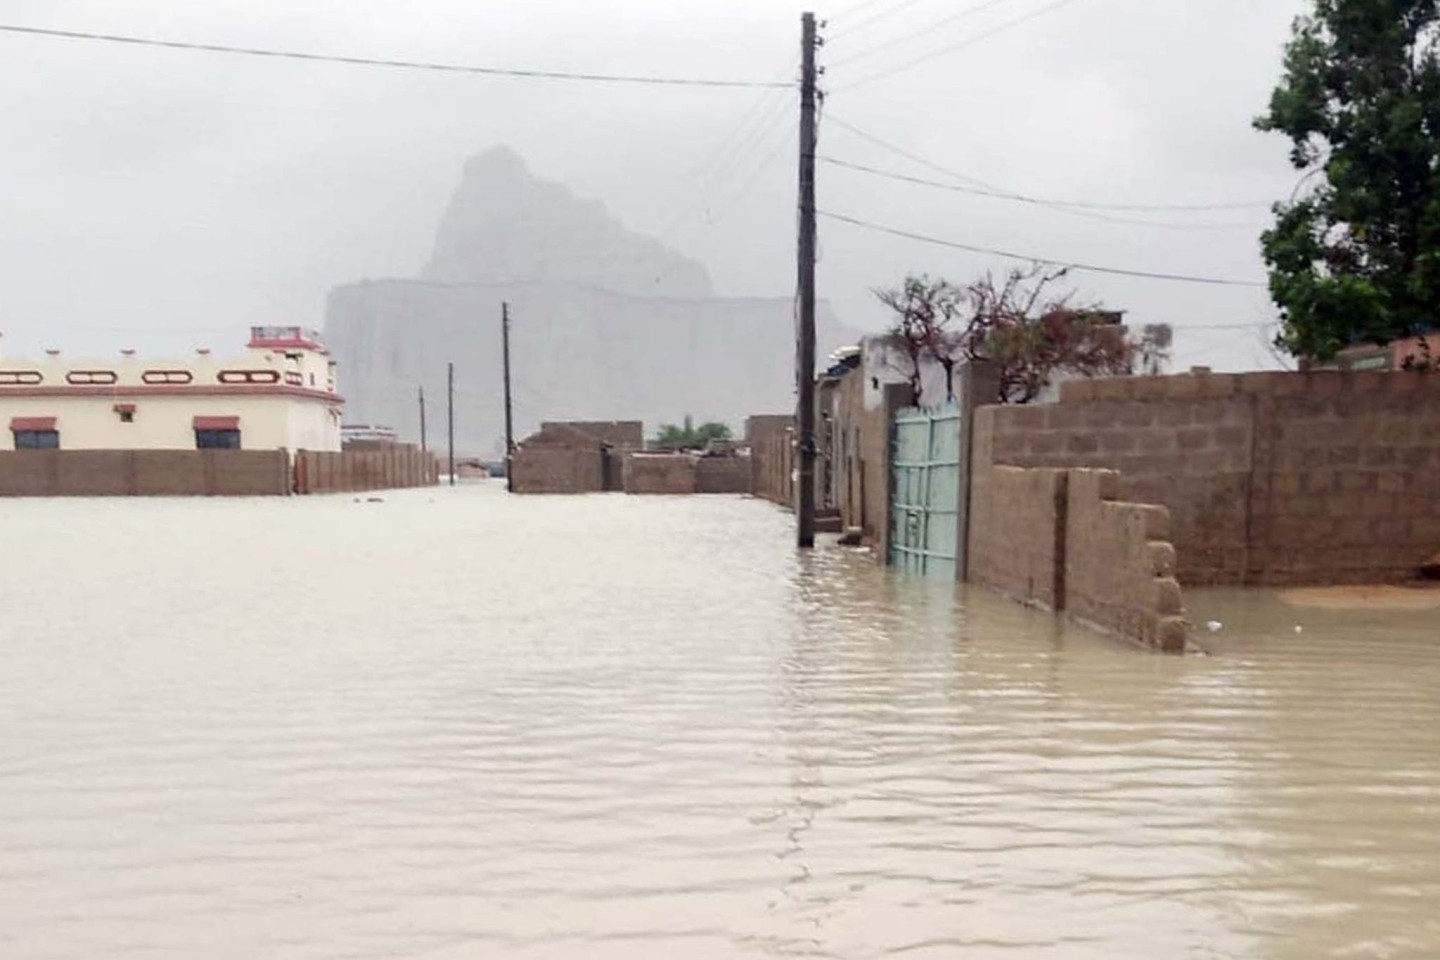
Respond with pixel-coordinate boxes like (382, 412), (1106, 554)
(832, 373), (912, 556)
(1065, 469), (1187, 653)
(624, 454), (695, 495)
(986, 369), (1440, 586)
(0, 450), (291, 496)
(510, 446), (604, 494)
(967, 412), (1186, 651)
(294, 447), (439, 495)
(750, 427), (793, 507)
(694, 456), (750, 494)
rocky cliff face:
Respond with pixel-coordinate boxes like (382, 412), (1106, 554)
(324, 148), (855, 454)
(423, 147), (713, 300)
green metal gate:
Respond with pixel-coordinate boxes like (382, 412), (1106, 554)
(890, 404), (962, 578)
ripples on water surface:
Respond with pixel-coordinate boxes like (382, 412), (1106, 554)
(1, 485), (1437, 959)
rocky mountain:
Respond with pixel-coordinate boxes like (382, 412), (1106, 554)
(324, 148), (856, 454)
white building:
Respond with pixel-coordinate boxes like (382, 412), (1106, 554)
(0, 327), (343, 453)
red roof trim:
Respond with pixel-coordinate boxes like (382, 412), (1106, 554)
(194, 415), (240, 431)
(10, 416), (56, 431)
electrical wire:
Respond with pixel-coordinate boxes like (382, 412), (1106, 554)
(829, 0), (934, 43)
(819, 155), (1270, 229)
(829, 0), (1020, 64)
(0, 22), (793, 88)
(819, 210), (1268, 287)
(836, 0), (1085, 91)
(823, 117), (1274, 211)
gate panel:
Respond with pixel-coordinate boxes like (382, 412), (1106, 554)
(890, 404), (961, 578)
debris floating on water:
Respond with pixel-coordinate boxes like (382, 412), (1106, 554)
(1205, 620), (1223, 633)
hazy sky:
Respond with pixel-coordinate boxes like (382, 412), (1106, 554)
(0, 0), (1309, 370)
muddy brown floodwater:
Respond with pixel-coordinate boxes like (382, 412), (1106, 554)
(1, 485), (1437, 959)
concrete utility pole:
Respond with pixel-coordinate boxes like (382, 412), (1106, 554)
(502, 301), (515, 493)
(796, 11), (819, 549)
(447, 361), (455, 487)
(418, 385), (428, 453)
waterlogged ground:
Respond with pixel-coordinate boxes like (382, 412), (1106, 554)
(1, 485), (1437, 959)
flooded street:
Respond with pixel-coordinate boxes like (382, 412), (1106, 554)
(1, 485), (1437, 959)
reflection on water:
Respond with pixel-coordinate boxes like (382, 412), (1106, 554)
(1, 486), (1436, 959)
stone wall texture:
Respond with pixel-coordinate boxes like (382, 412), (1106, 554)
(750, 426), (793, 508)
(0, 450), (292, 497)
(987, 369), (1440, 586)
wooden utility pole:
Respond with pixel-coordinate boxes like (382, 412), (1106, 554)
(796, 11), (819, 549)
(418, 385), (428, 452)
(447, 361), (455, 486)
(502, 301), (515, 493)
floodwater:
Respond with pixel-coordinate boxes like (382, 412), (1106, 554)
(1, 485), (1437, 960)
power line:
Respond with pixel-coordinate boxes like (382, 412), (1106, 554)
(830, 0), (1021, 64)
(837, 0), (1085, 91)
(819, 210), (1268, 287)
(819, 155), (1271, 227)
(828, 0), (895, 21)
(829, 0), (935, 43)
(0, 23), (793, 89)
(823, 116), (1275, 210)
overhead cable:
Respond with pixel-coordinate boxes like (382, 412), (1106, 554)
(830, 0), (1020, 63)
(820, 156), (1272, 226)
(836, 0), (1085, 91)
(819, 210), (1268, 287)
(0, 23), (793, 88)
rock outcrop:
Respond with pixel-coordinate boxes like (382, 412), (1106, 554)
(325, 148), (856, 454)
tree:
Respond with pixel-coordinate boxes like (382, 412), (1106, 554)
(654, 415), (732, 451)
(874, 275), (963, 403)
(1256, 0), (1440, 361)
(875, 268), (1154, 405)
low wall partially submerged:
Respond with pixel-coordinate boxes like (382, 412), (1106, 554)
(295, 448), (438, 494)
(968, 409), (1188, 652)
(0, 450), (292, 497)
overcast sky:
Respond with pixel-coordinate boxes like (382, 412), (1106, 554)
(0, 0), (1309, 370)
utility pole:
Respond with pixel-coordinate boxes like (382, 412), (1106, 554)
(796, 11), (819, 549)
(447, 361), (455, 487)
(502, 301), (515, 493)
(418, 385), (428, 453)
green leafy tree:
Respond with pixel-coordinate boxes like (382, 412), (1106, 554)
(1256, 0), (1440, 361)
(654, 415), (732, 451)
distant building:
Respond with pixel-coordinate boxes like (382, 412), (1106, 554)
(341, 423), (400, 447)
(0, 326), (343, 453)
(1331, 332), (1436, 371)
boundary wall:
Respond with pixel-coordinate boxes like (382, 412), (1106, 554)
(295, 448), (438, 494)
(0, 450), (291, 496)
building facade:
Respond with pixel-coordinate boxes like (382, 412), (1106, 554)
(0, 327), (343, 453)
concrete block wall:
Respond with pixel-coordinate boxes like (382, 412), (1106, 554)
(295, 448), (438, 495)
(986, 369), (1440, 586)
(624, 454), (696, 495)
(0, 450), (291, 497)
(967, 411), (1188, 651)
(832, 376), (912, 555)
(751, 428), (794, 507)
(694, 456), (750, 494)
(510, 446), (604, 494)
(1065, 470), (1187, 653)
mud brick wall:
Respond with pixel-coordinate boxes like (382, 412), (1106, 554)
(509, 446), (604, 494)
(624, 454), (696, 495)
(985, 369), (1440, 586)
(1065, 469), (1187, 653)
(0, 450), (291, 497)
(694, 456), (750, 494)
